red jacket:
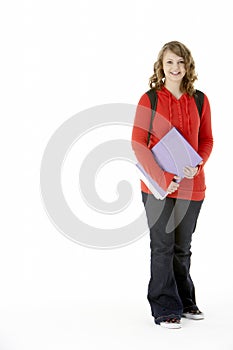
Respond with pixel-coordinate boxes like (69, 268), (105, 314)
(131, 86), (213, 201)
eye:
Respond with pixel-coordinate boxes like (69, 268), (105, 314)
(178, 60), (185, 64)
(166, 60), (173, 64)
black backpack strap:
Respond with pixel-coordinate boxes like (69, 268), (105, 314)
(194, 89), (204, 118)
(146, 88), (157, 145)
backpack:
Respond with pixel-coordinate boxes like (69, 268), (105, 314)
(146, 88), (204, 145)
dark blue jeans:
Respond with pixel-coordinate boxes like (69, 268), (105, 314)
(141, 192), (203, 322)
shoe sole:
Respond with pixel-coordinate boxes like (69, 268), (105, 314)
(160, 322), (182, 329)
(182, 313), (204, 320)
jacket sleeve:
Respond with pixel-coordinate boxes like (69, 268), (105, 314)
(196, 94), (214, 175)
(131, 93), (175, 191)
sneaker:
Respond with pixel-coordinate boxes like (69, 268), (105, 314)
(154, 316), (182, 329)
(160, 318), (182, 329)
(182, 308), (204, 320)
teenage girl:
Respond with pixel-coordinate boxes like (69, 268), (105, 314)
(131, 41), (213, 329)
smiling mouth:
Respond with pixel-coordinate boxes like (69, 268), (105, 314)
(170, 72), (180, 76)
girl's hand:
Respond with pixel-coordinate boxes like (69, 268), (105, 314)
(167, 176), (181, 194)
(183, 161), (203, 179)
(183, 166), (198, 179)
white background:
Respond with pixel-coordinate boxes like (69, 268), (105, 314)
(1, 0), (232, 349)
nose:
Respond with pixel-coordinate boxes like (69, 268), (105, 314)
(172, 62), (179, 70)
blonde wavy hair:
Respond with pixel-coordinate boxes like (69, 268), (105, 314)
(149, 41), (198, 96)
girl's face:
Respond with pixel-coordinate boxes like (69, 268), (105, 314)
(162, 49), (186, 84)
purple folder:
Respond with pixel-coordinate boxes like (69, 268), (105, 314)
(136, 127), (203, 199)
